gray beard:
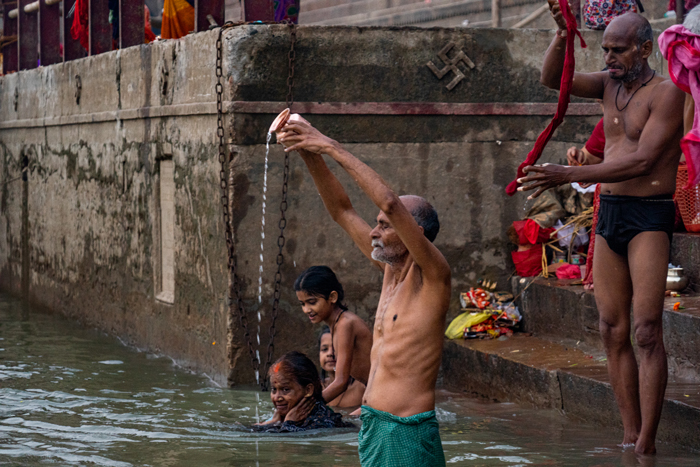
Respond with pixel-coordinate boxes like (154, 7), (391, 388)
(371, 246), (405, 265)
(612, 62), (643, 84)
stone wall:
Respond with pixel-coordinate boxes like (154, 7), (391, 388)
(0, 25), (663, 385)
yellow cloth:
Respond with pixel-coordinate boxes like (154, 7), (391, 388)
(161, 0), (194, 40)
(444, 312), (491, 339)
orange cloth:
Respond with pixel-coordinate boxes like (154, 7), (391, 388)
(161, 0), (194, 40)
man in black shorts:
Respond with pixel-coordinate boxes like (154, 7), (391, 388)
(518, 9), (684, 454)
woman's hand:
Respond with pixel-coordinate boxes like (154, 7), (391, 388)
(284, 397), (315, 423)
(566, 146), (584, 166)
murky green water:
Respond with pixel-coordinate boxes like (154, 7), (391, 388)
(1, 294), (697, 466)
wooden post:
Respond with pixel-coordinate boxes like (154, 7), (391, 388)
(19, 0), (39, 69)
(676, 0), (685, 24)
(1, 0), (19, 73)
(194, 0), (224, 32)
(242, 0), (274, 22)
(491, 0), (501, 27)
(120, 0), (145, 48)
(570, 0), (581, 28)
(63, 0), (84, 61)
(89, 0), (112, 55)
(39, 0), (62, 65)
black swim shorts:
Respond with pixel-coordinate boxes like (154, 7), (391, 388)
(596, 194), (675, 257)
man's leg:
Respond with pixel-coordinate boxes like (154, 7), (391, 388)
(627, 231), (670, 455)
(593, 235), (640, 445)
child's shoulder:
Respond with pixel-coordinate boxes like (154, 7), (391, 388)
(338, 311), (371, 332)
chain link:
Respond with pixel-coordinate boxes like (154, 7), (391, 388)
(216, 22), (296, 391)
(216, 22), (261, 386)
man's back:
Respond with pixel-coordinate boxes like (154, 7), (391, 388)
(363, 259), (450, 418)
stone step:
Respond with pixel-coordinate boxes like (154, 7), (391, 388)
(300, 0), (428, 24)
(512, 277), (700, 382)
(670, 232), (700, 292)
(304, 0), (540, 26)
(441, 334), (700, 450)
(300, 0), (421, 15)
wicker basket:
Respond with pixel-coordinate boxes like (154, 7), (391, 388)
(675, 163), (700, 233)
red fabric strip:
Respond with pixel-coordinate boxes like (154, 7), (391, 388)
(506, 0), (587, 196)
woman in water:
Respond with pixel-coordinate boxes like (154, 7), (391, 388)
(319, 326), (366, 407)
(294, 266), (372, 406)
(253, 351), (352, 432)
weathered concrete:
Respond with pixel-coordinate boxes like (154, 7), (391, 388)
(444, 336), (700, 450)
(2, 25), (663, 385)
(513, 277), (700, 382)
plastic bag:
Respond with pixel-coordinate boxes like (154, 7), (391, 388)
(445, 312), (491, 339)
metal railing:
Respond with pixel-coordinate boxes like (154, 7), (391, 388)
(1, 0), (226, 74)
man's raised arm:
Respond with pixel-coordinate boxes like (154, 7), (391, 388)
(296, 148), (383, 271)
(540, 0), (605, 98)
(283, 121), (450, 283)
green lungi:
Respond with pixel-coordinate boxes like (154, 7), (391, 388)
(358, 405), (446, 467)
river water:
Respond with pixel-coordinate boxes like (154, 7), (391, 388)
(1, 294), (697, 466)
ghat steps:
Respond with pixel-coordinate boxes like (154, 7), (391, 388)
(440, 232), (700, 450)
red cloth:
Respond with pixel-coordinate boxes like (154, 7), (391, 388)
(513, 219), (555, 245)
(584, 118), (605, 159)
(512, 247), (543, 277)
(71, 0), (89, 52)
(506, 0), (587, 196)
(145, 6), (157, 43)
(556, 263), (581, 279)
(582, 184), (601, 286)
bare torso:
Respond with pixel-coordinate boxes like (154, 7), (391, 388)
(362, 259), (450, 417)
(601, 76), (684, 196)
(332, 311), (372, 385)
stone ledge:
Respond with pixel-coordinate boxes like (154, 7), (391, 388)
(513, 277), (700, 382)
(441, 336), (700, 450)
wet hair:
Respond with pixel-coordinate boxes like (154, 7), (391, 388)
(402, 195), (440, 243)
(294, 266), (348, 311)
(318, 326), (331, 381)
(269, 351), (323, 401)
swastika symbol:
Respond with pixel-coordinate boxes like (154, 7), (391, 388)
(427, 42), (476, 91)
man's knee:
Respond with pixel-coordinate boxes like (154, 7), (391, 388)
(599, 317), (629, 348)
(634, 321), (664, 351)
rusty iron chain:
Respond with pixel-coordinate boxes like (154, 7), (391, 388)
(216, 22), (296, 391)
(261, 22), (296, 390)
(216, 22), (262, 387)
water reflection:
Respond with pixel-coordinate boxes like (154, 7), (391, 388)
(0, 294), (697, 466)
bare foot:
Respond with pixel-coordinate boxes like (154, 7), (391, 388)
(634, 438), (657, 455)
(584, 282), (594, 291)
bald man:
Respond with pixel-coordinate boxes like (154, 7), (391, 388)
(281, 119), (450, 466)
(518, 8), (685, 454)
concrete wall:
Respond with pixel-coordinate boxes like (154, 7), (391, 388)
(0, 25), (663, 385)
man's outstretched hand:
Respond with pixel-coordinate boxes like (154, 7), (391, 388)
(517, 163), (571, 199)
(280, 120), (338, 155)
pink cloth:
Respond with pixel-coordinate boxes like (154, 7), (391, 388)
(506, 0), (586, 195)
(659, 24), (700, 189)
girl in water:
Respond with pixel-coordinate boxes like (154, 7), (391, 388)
(253, 351), (352, 432)
(319, 326), (366, 407)
(294, 266), (372, 406)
